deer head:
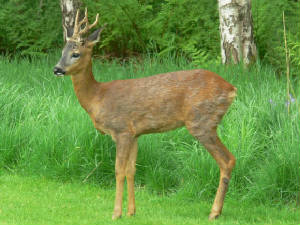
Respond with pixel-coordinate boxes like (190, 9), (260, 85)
(54, 8), (105, 76)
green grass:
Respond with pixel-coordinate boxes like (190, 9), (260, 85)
(0, 53), (299, 213)
(0, 173), (299, 225)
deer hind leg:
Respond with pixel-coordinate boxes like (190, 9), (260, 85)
(112, 133), (137, 220)
(204, 134), (235, 220)
(186, 110), (235, 220)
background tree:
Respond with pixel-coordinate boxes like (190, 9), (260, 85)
(218, 0), (257, 66)
(60, 0), (82, 42)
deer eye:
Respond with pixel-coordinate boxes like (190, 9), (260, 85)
(71, 53), (80, 58)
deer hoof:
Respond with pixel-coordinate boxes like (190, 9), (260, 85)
(112, 213), (122, 220)
(208, 212), (220, 220)
(127, 211), (136, 217)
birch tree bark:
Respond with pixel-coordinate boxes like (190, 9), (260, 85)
(218, 0), (257, 66)
(60, 0), (82, 42)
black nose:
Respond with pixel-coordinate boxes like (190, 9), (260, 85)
(53, 67), (65, 76)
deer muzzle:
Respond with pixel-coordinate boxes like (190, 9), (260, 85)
(53, 66), (66, 77)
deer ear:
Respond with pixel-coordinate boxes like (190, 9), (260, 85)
(87, 25), (106, 46)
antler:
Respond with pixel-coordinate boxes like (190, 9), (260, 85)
(72, 8), (99, 41)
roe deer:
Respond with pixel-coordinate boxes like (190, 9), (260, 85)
(53, 9), (237, 220)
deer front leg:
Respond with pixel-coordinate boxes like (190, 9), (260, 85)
(126, 138), (138, 216)
(112, 133), (136, 220)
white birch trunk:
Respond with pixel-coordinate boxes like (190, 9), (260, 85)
(218, 0), (257, 66)
(240, 0), (257, 65)
(60, 0), (81, 42)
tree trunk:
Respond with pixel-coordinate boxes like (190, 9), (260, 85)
(218, 0), (257, 66)
(60, 0), (82, 42)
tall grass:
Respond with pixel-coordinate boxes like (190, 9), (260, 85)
(0, 54), (299, 205)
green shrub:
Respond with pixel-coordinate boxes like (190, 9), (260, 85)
(252, 0), (300, 76)
(83, 0), (220, 62)
(0, 0), (62, 56)
(0, 0), (299, 75)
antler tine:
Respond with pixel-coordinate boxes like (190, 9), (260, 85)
(73, 9), (80, 36)
(72, 8), (100, 40)
(88, 13), (99, 30)
(78, 10), (99, 36)
(72, 8), (88, 38)
(79, 8), (88, 28)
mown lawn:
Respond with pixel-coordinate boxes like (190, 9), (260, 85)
(0, 173), (299, 225)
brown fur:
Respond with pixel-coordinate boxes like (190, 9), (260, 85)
(54, 10), (237, 220)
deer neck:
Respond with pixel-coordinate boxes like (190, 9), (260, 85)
(71, 61), (99, 113)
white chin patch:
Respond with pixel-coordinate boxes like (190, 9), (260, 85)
(55, 73), (64, 77)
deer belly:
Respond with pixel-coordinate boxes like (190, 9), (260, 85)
(132, 116), (184, 135)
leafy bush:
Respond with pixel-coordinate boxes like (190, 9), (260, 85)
(0, 0), (62, 56)
(0, 0), (299, 74)
(252, 0), (300, 76)
(84, 0), (220, 62)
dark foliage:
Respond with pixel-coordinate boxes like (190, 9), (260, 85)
(0, 0), (299, 74)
